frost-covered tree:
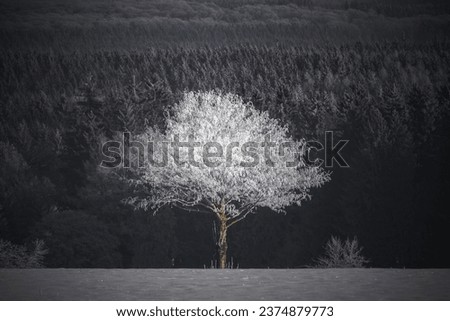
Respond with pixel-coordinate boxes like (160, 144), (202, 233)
(123, 91), (330, 268)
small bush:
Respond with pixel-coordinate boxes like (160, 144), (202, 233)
(0, 239), (48, 268)
(314, 236), (369, 268)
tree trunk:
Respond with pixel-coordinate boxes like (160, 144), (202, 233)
(218, 216), (228, 269)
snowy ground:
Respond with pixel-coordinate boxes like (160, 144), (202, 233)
(0, 269), (449, 300)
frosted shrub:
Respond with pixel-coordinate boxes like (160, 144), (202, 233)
(315, 236), (369, 268)
(0, 239), (48, 268)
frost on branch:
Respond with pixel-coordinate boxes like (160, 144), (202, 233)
(123, 91), (330, 225)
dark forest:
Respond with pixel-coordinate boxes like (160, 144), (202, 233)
(1, 0), (450, 269)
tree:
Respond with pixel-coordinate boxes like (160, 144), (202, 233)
(122, 91), (330, 268)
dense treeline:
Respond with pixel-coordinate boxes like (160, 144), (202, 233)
(3, 20), (450, 52)
(1, 0), (449, 25)
(2, 0), (449, 56)
(1, 40), (449, 268)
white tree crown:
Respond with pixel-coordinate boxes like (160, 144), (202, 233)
(124, 91), (330, 224)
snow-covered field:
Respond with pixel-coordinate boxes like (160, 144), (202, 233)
(0, 269), (449, 300)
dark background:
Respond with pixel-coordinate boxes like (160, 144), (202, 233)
(1, 0), (450, 268)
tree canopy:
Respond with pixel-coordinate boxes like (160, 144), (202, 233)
(124, 91), (330, 225)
